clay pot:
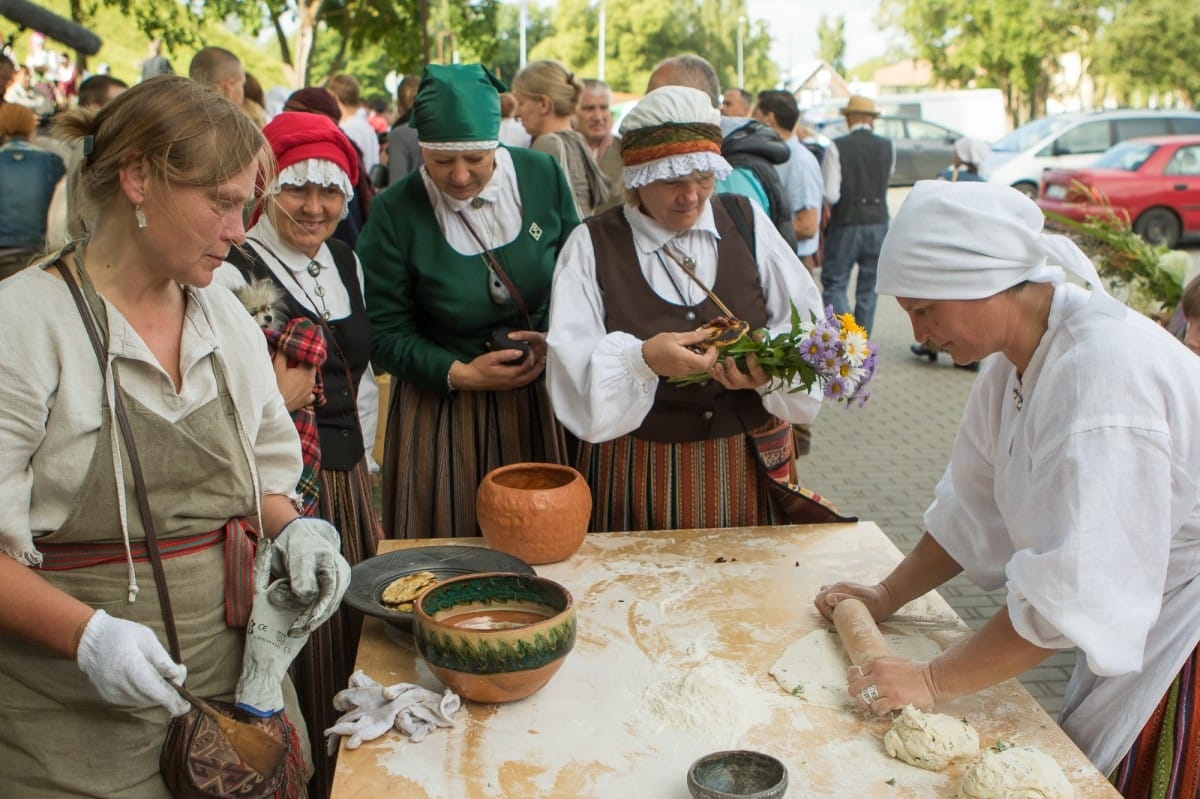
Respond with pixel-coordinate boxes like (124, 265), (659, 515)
(413, 572), (576, 703)
(475, 463), (592, 565)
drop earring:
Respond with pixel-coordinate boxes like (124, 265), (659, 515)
(135, 204), (148, 229)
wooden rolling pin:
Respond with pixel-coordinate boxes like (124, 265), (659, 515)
(832, 597), (891, 666)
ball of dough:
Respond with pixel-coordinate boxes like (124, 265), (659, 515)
(883, 705), (981, 770)
(958, 744), (1074, 799)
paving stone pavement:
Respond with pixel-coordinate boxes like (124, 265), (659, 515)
(799, 189), (1085, 714)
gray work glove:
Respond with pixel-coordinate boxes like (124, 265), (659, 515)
(236, 539), (310, 716)
(271, 517), (351, 636)
(75, 609), (191, 716)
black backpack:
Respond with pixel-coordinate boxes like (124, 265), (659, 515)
(721, 120), (797, 250)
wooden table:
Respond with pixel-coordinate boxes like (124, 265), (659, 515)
(330, 523), (1119, 798)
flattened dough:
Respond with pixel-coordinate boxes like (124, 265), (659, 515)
(769, 628), (942, 709)
(959, 744), (1074, 799)
(884, 705), (980, 770)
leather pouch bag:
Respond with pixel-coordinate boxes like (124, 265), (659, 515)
(161, 700), (306, 799)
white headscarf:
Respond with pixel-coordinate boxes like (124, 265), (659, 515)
(877, 181), (1115, 309)
(953, 137), (991, 168)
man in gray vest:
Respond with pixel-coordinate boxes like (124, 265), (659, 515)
(820, 95), (894, 333)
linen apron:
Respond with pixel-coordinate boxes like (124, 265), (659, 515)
(0, 281), (307, 798)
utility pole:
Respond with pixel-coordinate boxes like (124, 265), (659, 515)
(598, 0), (607, 81)
(736, 16), (746, 89)
(519, 0), (528, 69)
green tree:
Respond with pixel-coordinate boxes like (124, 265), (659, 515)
(817, 14), (846, 75)
(71, 0), (497, 88)
(526, 0), (775, 95)
(1092, 0), (1200, 106)
(878, 0), (1102, 124)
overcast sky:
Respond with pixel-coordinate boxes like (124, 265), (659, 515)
(744, 0), (889, 73)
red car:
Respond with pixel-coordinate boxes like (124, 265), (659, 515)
(1037, 134), (1200, 247)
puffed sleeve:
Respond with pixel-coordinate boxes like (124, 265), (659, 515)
(545, 222), (661, 442)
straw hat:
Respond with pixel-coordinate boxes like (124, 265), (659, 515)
(840, 95), (880, 117)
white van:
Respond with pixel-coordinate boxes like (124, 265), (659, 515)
(981, 109), (1200, 198)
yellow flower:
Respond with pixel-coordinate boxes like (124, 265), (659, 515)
(837, 313), (866, 338)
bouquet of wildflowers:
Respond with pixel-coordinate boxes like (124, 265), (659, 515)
(670, 304), (877, 406)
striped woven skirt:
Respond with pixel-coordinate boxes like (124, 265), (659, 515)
(381, 379), (567, 539)
(577, 431), (784, 532)
(1110, 642), (1200, 798)
(290, 459), (382, 799)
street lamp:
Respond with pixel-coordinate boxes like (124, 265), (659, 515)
(736, 16), (746, 89)
(519, 0), (528, 69)
(597, 0), (607, 81)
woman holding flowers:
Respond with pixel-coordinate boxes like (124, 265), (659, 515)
(815, 181), (1200, 799)
(547, 86), (858, 532)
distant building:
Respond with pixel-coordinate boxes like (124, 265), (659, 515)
(786, 61), (853, 112)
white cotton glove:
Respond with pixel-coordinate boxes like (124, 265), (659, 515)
(236, 540), (311, 716)
(271, 517), (351, 636)
(75, 609), (191, 716)
(324, 670), (460, 753)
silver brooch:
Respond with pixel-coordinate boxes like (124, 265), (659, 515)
(528, 222), (543, 241)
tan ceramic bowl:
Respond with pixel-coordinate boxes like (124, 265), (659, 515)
(475, 463), (592, 565)
(413, 572), (577, 703)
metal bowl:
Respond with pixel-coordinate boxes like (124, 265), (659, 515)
(687, 750), (789, 799)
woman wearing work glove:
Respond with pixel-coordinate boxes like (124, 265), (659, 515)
(0, 77), (345, 798)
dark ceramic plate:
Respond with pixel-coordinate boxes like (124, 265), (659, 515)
(344, 545), (536, 628)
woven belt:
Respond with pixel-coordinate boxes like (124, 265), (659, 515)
(37, 517), (259, 628)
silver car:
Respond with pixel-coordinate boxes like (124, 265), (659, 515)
(813, 115), (963, 186)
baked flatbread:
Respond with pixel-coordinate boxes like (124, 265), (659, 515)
(695, 317), (750, 351)
(380, 570), (440, 611)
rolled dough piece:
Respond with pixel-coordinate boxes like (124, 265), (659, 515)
(883, 705), (980, 770)
(958, 744), (1074, 799)
(770, 629), (942, 709)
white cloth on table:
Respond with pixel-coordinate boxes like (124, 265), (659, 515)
(924, 282), (1200, 774)
(325, 670), (460, 751)
(0, 263), (301, 566)
(546, 198), (824, 444)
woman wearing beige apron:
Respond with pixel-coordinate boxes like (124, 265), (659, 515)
(0, 77), (350, 798)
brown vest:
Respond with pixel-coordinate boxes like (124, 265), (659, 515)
(587, 196), (771, 443)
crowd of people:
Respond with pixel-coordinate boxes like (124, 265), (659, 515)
(0, 32), (1198, 799)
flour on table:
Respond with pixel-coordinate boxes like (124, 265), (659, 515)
(958, 744), (1074, 799)
(884, 705), (980, 770)
(769, 628), (943, 709)
(639, 663), (771, 748)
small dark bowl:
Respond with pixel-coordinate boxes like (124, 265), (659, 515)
(687, 750), (789, 799)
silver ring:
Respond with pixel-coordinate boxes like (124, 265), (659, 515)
(859, 684), (880, 704)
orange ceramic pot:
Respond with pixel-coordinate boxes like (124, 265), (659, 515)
(475, 463), (592, 565)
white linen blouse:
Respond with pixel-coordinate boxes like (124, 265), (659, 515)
(925, 282), (1200, 773)
(0, 263), (302, 567)
(546, 198), (824, 443)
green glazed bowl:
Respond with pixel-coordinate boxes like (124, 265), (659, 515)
(413, 572), (576, 703)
